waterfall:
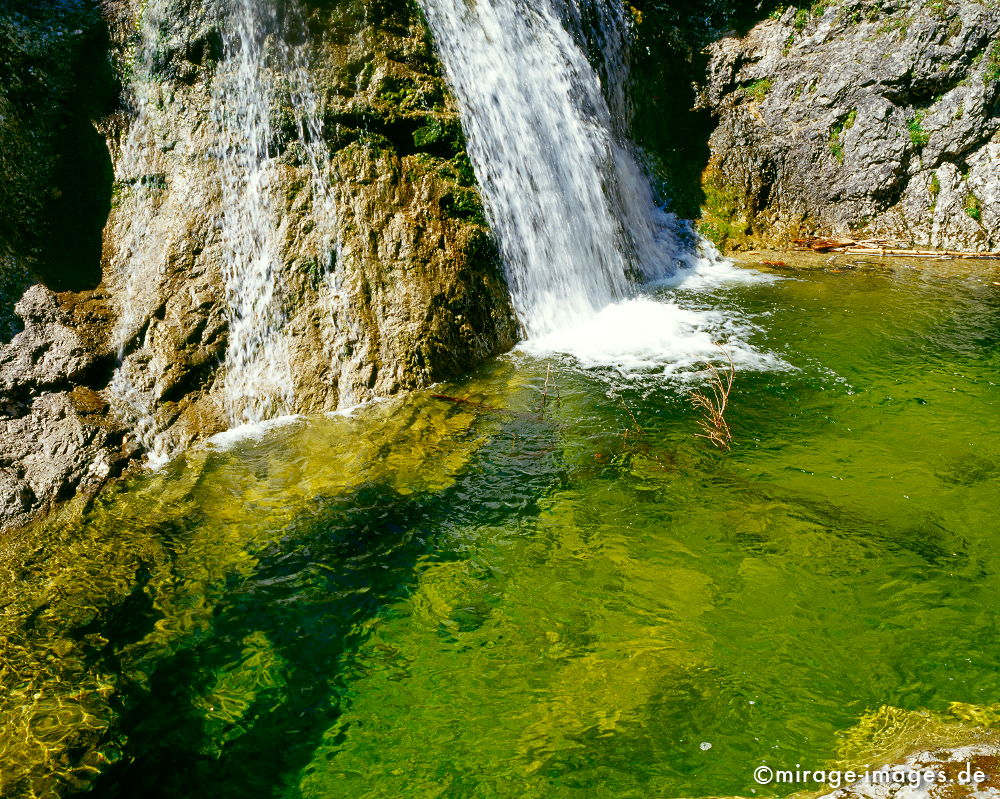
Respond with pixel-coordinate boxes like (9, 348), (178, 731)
(108, 0), (184, 465)
(416, 0), (690, 338)
(211, 0), (337, 426)
(110, 0), (341, 462)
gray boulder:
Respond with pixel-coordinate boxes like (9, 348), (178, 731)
(698, 0), (1000, 250)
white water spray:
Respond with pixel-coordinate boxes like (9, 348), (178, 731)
(212, 0), (345, 426)
(416, 0), (694, 338)
(107, 0), (185, 465)
(212, 0), (294, 425)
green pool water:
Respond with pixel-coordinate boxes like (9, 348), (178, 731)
(2, 259), (999, 798)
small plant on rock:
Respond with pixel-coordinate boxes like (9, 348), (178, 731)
(743, 79), (773, 102)
(908, 110), (930, 147)
(965, 192), (982, 222)
(985, 41), (1000, 84)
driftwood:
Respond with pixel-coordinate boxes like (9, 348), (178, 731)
(429, 393), (540, 421)
(430, 393), (501, 413)
(793, 236), (1000, 259)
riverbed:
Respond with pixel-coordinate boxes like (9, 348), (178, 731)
(2, 257), (999, 798)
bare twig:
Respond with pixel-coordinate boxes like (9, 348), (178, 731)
(618, 397), (645, 436)
(542, 363), (551, 414)
(689, 346), (735, 450)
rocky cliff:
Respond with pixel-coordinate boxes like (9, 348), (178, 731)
(0, 1), (114, 338)
(0, 0), (518, 532)
(696, 0), (1000, 250)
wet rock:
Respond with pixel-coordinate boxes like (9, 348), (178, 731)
(0, 286), (104, 397)
(95, 0), (518, 454)
(821, 744), (1000, 799)
(698, 0), (1000, 250)
(0, 286), (133, 532)
(0, 0), (518, 531)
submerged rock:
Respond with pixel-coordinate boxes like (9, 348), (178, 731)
(698, 0), (1000, 251)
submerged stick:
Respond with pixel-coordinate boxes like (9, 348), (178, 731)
(541, 364), (551, 414)
(430, 393), (540, 421)
(688, 345), (735, 451)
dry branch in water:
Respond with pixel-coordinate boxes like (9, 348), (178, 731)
(689, 346), (735, 450)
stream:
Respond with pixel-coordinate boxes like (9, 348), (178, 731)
(2, 254), (998, 797)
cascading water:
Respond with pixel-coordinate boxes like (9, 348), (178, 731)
(212, 0), (348, 425)
(415, 0), (693, 338)
(212, 0), (314, 426)
(111, 0), (343, 461)
(108, 0), (184, 465)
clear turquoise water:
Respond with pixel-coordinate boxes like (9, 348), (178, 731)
(2, 259), (999, 798)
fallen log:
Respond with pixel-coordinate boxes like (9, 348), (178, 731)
(791, 236), (1000, 258)
(792, 237), (859, 252)
(840, 247), (1000, 259)
(430, 394), (541, 421)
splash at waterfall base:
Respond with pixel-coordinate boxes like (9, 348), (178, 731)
(5, 0), (998, 533)
(2, 0), (1000, 794)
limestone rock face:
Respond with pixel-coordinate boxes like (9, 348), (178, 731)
(0, 286), (136, 530)
(0, 0), (518, 531)
(100, 0), (518, 449)
(0, 0), (114, 337)
(698, 0), (1000, 250)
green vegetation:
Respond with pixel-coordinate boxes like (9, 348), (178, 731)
(798, 1), (828, 29)
(985, 40), (1000, 83)
(836, 4), (865, 25)
(923, 0), (955, 20)
(768, 2), (828, 51)
(439, 187), (487, 225)
(965, 191), (982, 221)
(767, 2), (829, 25)
(943, 14), (963, 42)
(875, 14), (911, 38)
(829, 109), (857, 161)
(412, 118), (445, 148)
(301, 258), (324, 290)
(437, 152), (477, 187)
(908, 110), (930, 147)
(928, 173), (941, 208)
(697, 161), (747, 250)
(375, 76), (444, 113)
(743, 78), (773, 102)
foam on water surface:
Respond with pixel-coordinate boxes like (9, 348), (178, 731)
(520, 259), (792, 378)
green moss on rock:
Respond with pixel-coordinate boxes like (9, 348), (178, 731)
(697, 161), (750, 250)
